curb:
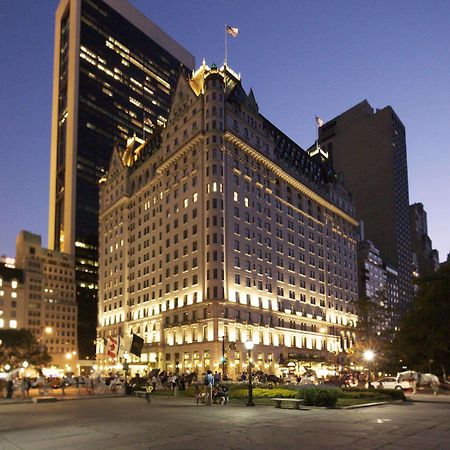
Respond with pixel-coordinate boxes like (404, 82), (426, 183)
(405, 398), (450, 405)
(0, 394), (125, 405)
(342, 401), (389, 409)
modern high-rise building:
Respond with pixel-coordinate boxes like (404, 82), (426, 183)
(357, 239), (400, 330)
(47, 0), (195, 357)
(319, 100), (413, 322)
(409, 203), (439, 278)
(96, 63), (359, 377)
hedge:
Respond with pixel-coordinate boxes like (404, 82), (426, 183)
(183, 383), (405, 404)
(299, 387), (339, 407)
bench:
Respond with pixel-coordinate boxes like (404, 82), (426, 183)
(33, 397), (57, 403)
(272, 398), (304, 410)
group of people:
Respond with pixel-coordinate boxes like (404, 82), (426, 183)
(195, 370), (229, 406)
(3, 377), (32, 399)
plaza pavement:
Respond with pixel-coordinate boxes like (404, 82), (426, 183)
(1, 393), (450, 449)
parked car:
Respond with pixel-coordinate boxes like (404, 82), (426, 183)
(366, 377), (412, 390)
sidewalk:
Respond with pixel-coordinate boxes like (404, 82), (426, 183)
(405, 389), (450, 403)
(0, 386), (123, 406)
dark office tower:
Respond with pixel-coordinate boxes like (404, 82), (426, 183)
(48, 0), (195, 357)
(319, 100), (413, 323)
(409, 203), (440, 277)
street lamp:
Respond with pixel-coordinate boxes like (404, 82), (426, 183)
(363, 350), (375, 389)
(220, 335), (227, 381)
(245, 340), (255, 407)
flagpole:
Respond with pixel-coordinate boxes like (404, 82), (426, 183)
(143, 111), (146, 141)
(316, 117), (319, 151)
(224, 24), (228, 65)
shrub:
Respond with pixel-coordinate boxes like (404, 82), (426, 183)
(301, 387), (339, 407)
(230, 387), (298, 399)
(339, 387), (405, 401)
(382, 388), (406, 401)
(338, 390), (382, 399)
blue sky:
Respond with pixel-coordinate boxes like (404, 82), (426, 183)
(0, 0), (449, 260)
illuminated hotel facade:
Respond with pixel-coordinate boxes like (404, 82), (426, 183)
(47, 0), (195, 357)
(96, 63), (359, 376)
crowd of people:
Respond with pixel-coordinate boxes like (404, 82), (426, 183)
(2, 366), (366, 401)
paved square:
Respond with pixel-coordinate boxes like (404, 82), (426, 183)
(1, 397), (449, 449)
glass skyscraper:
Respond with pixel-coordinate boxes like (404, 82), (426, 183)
(48, 0), (194, 357)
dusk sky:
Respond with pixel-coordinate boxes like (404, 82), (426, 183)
(0, 0), (449, 260)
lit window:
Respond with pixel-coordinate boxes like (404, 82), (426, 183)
(233, 192), (239, 202)
(183, 198), (189, 208)
(213, 182), (218, 192)
(0, 290), (4, 296)
(9, 320), (17, 329)
(244, 197), (249, 207)
(0, 319), (3, 328)
(193, 193), (198, 203)
(11, 281), (18, 289)
(11, 292), (17, 299)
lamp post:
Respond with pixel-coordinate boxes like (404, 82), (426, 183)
(363, 350), (375, 389)
(245, 340), (255, 407)
(220, 335), (227, 381)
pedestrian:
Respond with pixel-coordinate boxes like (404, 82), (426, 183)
(170, 374), (177, 390)
(204, 370), (214, 406)
(6, 378), (14, 399)
(145, 381), (153, 404)
(151, 375), (157, 392)
(213, 371), (221, 386)
(194, 385), (202, 405)
(179, 374), (186, 391)
(25, 377), (31, 398)
(20, 378), (28, 399)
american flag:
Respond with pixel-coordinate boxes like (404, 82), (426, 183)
(315, 116), (324, 127)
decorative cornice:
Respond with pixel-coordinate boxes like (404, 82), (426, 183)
(225, 132), (358, 226)
(157, 133), (203, 174)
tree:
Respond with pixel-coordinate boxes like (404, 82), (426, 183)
(0, 329), (51, 369)
(345, 292), (393, 369)
(393, 263), (450, 374)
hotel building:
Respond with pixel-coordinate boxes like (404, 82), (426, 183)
(47, 0), (195, 357)
(96, 63), (359, 376)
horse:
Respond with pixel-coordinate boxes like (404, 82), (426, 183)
(396, 370), (440, 395)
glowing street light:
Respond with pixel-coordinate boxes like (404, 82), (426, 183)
(363, 350), (375, 389)
(245, 340), (255, 407)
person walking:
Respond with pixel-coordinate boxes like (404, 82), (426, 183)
(204, 370), (214, 406)
(144, 381), (153, 404)
(19, 378), (28, 399)
(6, 378), (14, 399)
